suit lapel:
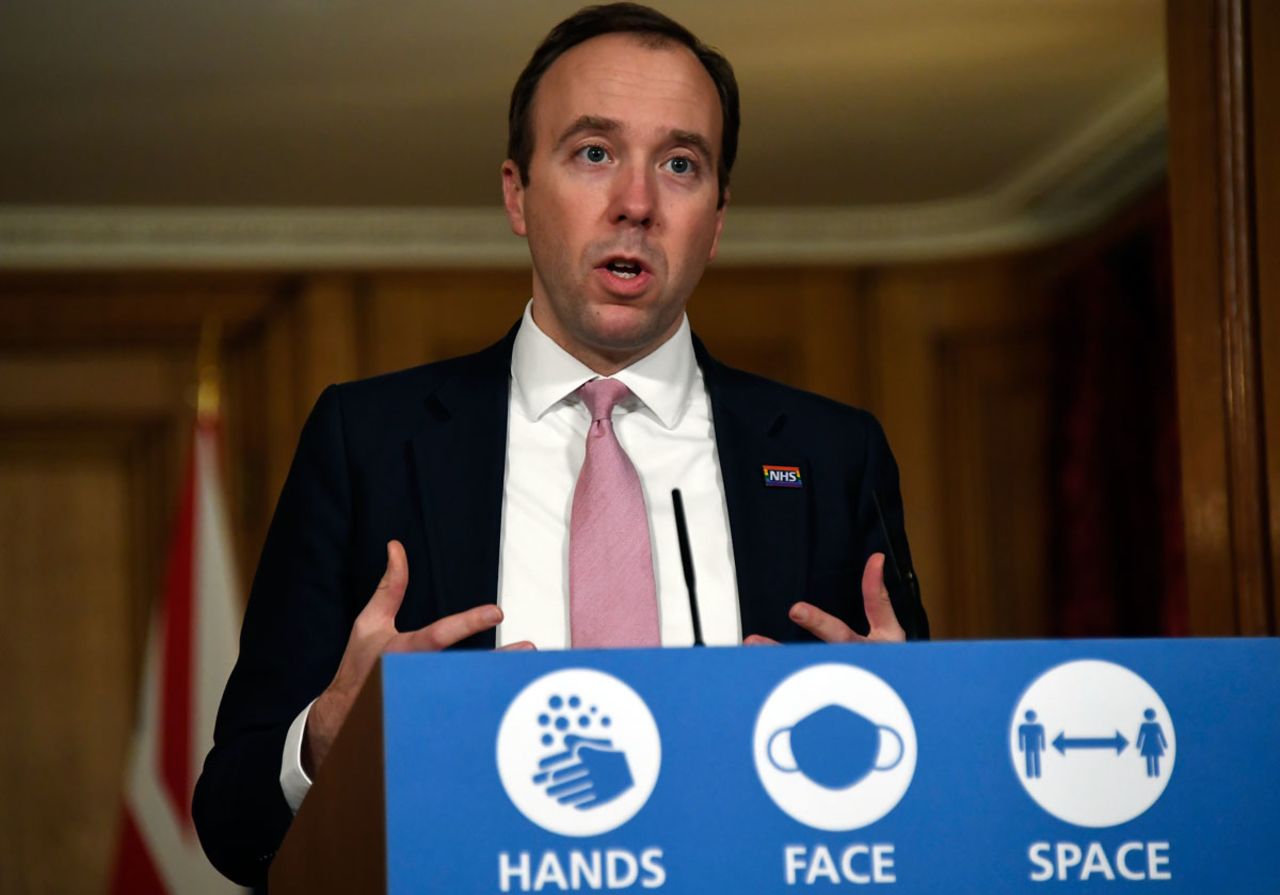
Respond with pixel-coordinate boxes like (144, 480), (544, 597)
(696, 338), (810, 642)
(410, 332), (515, 649)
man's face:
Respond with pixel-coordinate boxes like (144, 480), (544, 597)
(502, 33), (727, 371)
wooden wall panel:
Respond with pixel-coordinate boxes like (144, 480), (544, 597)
(0, 351), (184, 418)
(692, 268), (863, 405)
(937, 333), (1051, 638)
(362, 284), (437, 376)
(362, 272), (529, 375)
(861, 258), (1053, 639)
(0, 436), (151, 893)
(0, 278), (274, 348)
(259, 298), (305, 502)
(1167, 0), (1279, 634)
(1251, 0), (1280, 633)
(296, 276), (360, 398)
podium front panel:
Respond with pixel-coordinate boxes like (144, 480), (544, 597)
(380, 639), (1278, 893)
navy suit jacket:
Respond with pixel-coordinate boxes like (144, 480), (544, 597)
(193, 326), (927, 886)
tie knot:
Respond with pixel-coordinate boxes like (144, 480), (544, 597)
(578, 378), (632, 422)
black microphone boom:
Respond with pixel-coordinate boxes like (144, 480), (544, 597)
(871, 488), (921, 624)
(671, 489), (705, 646)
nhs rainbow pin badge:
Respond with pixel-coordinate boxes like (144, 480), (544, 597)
(762, 465), (803, 489)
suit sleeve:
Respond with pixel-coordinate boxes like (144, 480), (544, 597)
(858, 415), (930, 640)
(193, 385), (357, 886)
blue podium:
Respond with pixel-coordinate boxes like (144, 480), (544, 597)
(270, 639), (1279, 893)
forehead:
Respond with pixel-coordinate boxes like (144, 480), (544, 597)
(532, 32), (722, 149)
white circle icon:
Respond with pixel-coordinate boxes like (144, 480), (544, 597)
(496, 668), (661, 837)
(1010, 659), (1175, 827)
(753, 663), (916, 831)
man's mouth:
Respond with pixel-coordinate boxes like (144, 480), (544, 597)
(602, 258), (645, 279)
(593, 253), (654, 296)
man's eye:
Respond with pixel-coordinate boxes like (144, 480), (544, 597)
(580, 145), (609, 164)
(665, 156), (696, 175)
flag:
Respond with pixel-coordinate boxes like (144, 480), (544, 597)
(109, 401), (246, 892)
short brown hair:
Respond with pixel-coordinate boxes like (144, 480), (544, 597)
(507, 3), (740, 208)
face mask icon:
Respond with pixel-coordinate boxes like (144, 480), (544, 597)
(767, 704), (905, 790)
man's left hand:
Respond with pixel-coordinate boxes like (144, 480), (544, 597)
(744, 552), (906, 645)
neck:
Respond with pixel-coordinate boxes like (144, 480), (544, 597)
(530, 303), (681, 377)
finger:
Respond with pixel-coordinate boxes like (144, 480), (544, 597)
(862, 553), (906, 642)
(498, 640), (537, 652)
(391, 603), (502, 653)
(548, 775), (591, 796)
(548, 765), (589, 786)
(537, 749), (574, 768)
(364, 540), (410, 621)
(557, 789), (596, 807)
(743, 634), (780, 646)
(532, 762), (573, 783)
(789, 601), (862, 643)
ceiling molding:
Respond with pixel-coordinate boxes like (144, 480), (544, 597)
(0, 71), (1165, 271)
(991, 68), (1167, 211)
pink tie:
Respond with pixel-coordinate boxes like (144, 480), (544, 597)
(569, 378), (660, 647)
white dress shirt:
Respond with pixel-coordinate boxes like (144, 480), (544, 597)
(280, 304), (740, 810)
(498, 303), (741, 648)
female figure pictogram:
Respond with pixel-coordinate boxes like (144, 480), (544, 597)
(1135, 708), (1168, 777)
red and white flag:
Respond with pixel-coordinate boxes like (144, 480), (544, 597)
(109, 416), (245, 893)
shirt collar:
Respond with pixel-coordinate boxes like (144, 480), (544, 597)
(510, 301), (697, 429)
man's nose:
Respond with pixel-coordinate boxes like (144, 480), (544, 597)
(609, 163), (656, 229)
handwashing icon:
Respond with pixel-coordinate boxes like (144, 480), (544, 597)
(767, 704), (905, 790)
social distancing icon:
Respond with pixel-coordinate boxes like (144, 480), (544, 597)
(1009, 659), (1175, 827)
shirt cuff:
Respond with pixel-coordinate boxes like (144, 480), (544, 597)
(280, 699), (316, 814)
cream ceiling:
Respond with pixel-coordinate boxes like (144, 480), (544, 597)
(0, 0), (1166, 266)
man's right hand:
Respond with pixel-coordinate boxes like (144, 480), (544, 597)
(303, 539), (530, 775)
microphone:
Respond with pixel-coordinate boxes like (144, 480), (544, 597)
(671, 489), (705, 646)
(871, 489), (921, 615)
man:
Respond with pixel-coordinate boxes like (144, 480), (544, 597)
(193, 3), (927, 887)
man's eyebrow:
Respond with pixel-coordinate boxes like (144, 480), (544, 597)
(669, 129), (714, 162)
(554, 115), (621, 150)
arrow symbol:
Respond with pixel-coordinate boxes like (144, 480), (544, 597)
(1053, 731), (1129, 755)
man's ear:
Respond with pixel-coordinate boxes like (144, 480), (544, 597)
(501, 160), (528, 237)
(707, 187), (729, 262)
